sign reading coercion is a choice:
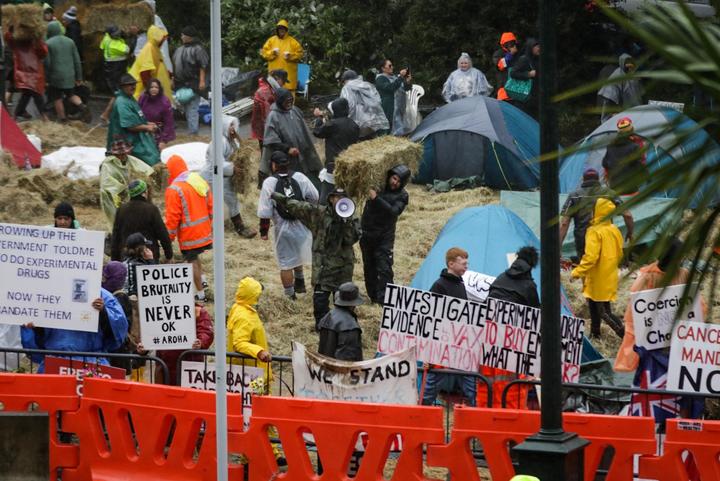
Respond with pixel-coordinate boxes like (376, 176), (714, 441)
(292, 342), (418, 404)
(667, 321), (720, 395)
(138, 264), (196, 350)
(631, 284), (703, 350)
(0, 223), (104, 332)
(377, 284), (585, 382)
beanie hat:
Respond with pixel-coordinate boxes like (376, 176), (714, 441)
(128, 179), (148, 198)
(54, 201), (75, 220)
(583, 168), (599, 180)
(102, 261), (127, 293)
(181, 25), (198, 38)
(617, 117), (634, 134)
(62, 6), (77, 21)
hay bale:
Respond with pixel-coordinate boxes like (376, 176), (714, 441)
(19, 120), (107, 152)
(230, 140), (256, 195)
(1, 4), (45, 41)
(334, 136), (422, 202)
(84, 2), (153, 34)
(0, 189), (47, 223)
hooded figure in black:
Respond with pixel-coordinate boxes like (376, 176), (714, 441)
(488, 246), (540, 308)
(312, 97), (360, 203)
(360, 164), (411, 303)
(508, 38), (540, 119)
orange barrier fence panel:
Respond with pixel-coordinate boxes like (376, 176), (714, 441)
(61, 377), (245, 481)
(0, 373), (80, 480)
(232, 396), (445, 481)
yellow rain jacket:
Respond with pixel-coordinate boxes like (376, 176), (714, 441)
(129, 25), (173, 102)
(260, 19), (304, 91)
(227, 277), (272, 380)
(571, 197), (624, 302)
(99, 154), (155, 225)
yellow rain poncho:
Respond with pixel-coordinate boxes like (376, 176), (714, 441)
(99, 154), (155, 225)
(260, 19), (304, 92)
(227, 277), (272, 382)
(129, 25), (173, 102)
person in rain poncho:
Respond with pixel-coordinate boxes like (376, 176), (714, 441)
(202, 115), (257, 238)
(260, 88), (323, 187)
(133, 0), (173, 75)
(129, 25), (173, 103)
(258, 151), (319, 299)
(227, 277), (272, 381)
(442, 52), (492, 103)
(339, 70), (390, 139)
(100, 139), (155, 225)
(598, 54), (643, 123)
(375, 58), (413, 135)
(260, 19), (303, 93)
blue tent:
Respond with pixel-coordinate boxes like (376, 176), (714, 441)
(410, 96), (540, 189)
(411, 205), (602, 364)
(559, 105), (720, 208)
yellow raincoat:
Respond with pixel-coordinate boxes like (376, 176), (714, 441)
(260, 19), (304, 92)
(99, 154), (155, 225)
(571, 197), (624, 302)
(227, 277), (272, 381)
(129, 25), (173, 102)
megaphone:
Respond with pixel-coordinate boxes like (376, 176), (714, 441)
(335, 197), (355, 218)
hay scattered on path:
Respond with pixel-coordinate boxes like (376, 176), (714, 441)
(20, 120), (107, 152)
(84, 2), (154, 34)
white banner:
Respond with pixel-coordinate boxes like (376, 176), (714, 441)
(292, 342), (418, 404)
(376, 284), (584, 382)
(462, 270), (496, 302)
(667, 321), (720, 395)
(0, 223), (103, 332)
(138, 264), (196, 350)
(632, 284), (703, 350)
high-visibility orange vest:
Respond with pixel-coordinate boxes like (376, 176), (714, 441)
(165, 156), (213, 251)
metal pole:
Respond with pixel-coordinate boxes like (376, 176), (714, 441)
(210, 0), (228, 480)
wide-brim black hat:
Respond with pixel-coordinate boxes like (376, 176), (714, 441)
(334, 282), (365, 307)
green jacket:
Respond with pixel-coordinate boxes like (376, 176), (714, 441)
(107, 90), (160, 166)
(375, 74), (410, 124)
(273, 193), (361, 291)
(45, 21), (82, 89)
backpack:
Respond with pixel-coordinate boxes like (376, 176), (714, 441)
(273, 173), (303, 220)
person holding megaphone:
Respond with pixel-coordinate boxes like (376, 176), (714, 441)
(271, 187), (361, 331)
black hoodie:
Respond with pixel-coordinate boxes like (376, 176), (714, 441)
(487, 258), (540, 308)
(430, 269), (468, 300)
(361, 164), (411, 237)
(312, 97), (360, 172)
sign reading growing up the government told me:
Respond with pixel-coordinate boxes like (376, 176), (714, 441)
(667, 321), (720, 395)
(138, 264), (196, 350)
(632, 284), (703, 350)
(0, 223), (104, 332)
(376, 284), (585, 382)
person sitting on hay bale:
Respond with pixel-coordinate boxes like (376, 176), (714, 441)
(128, 25), (173, 104)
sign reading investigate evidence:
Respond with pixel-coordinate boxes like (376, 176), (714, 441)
(137, 264), (196, 350)
(0, 223), (104, 332)
(631, 284), (703, 350)
(377, 284), (585, 382)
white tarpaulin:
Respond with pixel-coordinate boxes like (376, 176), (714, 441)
(160, 142), (208, 172)
(42, 146), (107, 180)
(292, 342), (418, 404)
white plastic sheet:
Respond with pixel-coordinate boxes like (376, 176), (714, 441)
(160, 142), (209, 172)
(41, 146), (107, 180)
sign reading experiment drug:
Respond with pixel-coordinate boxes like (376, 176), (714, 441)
(377, 284), (585, 382)
(137, 264), (196, 350)
(0, 223), (104, 332)
(632, 284), (703, 350)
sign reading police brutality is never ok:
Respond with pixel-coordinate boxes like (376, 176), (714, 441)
(632, 284), (703, 350)
(137, 264), (196, 350)
(377, 284), (585, 382)
(0, 223), (104, 332)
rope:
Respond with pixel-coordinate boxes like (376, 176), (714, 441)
(491, 141), (512, 190)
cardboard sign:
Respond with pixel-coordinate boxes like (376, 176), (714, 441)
(667, 321), (720, 395)
(632, 284), (703, 350)
(376, 284), (584, 382)
(462, 270), (496, 302)
(292, 342), (418, 404)
(137, 264), (196, 350)
(0, 223), (104, 332)
(44, 356), (126, 396)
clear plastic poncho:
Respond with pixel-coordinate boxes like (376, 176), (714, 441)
(340, 77), (390, 136)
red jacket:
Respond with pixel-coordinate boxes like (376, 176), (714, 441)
(250, 77), (276, 140)
(4, 31), (48, 94)
(157, 305), (214, 385)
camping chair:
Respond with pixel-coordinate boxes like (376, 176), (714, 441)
(405, 84), (425, 131)
(296, 63), (311, 99)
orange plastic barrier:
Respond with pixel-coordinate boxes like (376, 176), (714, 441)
(640, 418), (720, 481)
(0, 373), (80, 480)
(232, 396), (445, 481)
(61, 377), (245, 481)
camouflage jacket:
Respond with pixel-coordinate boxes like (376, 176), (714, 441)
(273, 193), (361, 291)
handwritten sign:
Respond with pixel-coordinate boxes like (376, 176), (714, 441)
(667, 321), (720, 395)
(462, 270), (496, 302)
(632, 284), (703, 350)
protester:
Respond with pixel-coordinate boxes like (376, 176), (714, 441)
(492, 32), (519, 101)
(99, 25), (131, 122)
(133, 0), (173, 75)
(602, 117), (648, 195)
(53, 201), (80, 229)
(61, 6), (82, 59)
(107, 74), (161, 166)
(258, 151), (319, 299)
(422, 247), (476, 407)
(42, 3), (56, 23)
(339, 70), (390, 139)
(318, 282), (364, 361)
(121, 232), (155, 360)
(158, 301), (214, 385)
(100, 139), (155, 225)
(165, 155), (213, 300)
(375, 59), (412, 134)
(360, 165), (410, 304)
(508, 38), (540, 118)
(101, 261), (135, 373)
(571, 198), (625, 339)
(138, 78), (175, 150)
(251, 69), (288, 149)
(129, 25), (172, 103)
(260, 88), (323, 188)
(4, 27), (49, 121)
(172, 25), (209, 135)
(560, 168), (634, 260)
(441, 52), (492, 103)
(598, 54), (643, 123)
(312, 97), (360, 203)
(227, 277), (272, 376)
(44, 21), (89, 122)
(260, 19), (303, 93)
(272, 187), (361, 330)
(111, 179), (173, 262)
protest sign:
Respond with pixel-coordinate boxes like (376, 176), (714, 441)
(181, 361), (264, 429)
(45, 357), (126, 396)
(0, 223), (104, 332)
(292, 342), (417, 404)
(462, 271), (496, 302)
(632, 284), (703, 350)
(376, 284), (584, 382)
(137, 264), (196, 350)
(667, 321), (720, 395)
